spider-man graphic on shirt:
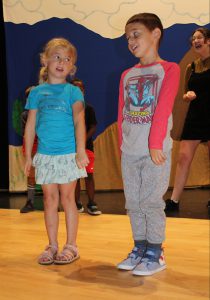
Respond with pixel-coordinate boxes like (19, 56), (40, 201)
(124, 74), (158, 124)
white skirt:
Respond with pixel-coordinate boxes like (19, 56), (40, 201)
(33, 153), (87, 185)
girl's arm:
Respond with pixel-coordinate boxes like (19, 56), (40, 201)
(24, 109), (37, 176)
(73, 101), (89, 168)
(183, 64), (196, 101)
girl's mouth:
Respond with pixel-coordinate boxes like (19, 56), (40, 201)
(194, 44), (202, 49)
(56, 67), (64, 72)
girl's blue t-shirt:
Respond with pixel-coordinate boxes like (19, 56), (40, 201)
(25, 83), (84, 155)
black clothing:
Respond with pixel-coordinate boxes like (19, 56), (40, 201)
(85, 104), (97, 151)
(181, 57), (210, 140)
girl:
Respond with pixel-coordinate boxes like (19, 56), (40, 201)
(24, 38), (89, 265)
(165, 28), (210, 212)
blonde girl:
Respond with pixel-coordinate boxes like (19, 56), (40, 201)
(24, 38), (89, 265)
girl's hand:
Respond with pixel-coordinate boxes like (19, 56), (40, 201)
(184, 91), (196, 101)
(24, 157), (32, 176)
(149, 149), (166, 165)
(75, 150), (89, 169)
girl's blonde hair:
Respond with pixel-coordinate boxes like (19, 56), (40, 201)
(39, 38), (77, 83)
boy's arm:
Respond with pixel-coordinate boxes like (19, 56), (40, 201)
(73, 101), (89, 168)
(149, 63), (180, 157)
(24, 109), (37, 175)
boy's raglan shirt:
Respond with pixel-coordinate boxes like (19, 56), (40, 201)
(118, 61), (180, 156)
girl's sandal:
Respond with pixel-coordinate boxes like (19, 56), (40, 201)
(54, 244), (79, 265)
(38, 244), (58, 265)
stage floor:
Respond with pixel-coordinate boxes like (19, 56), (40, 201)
(0, 209), (209, 300)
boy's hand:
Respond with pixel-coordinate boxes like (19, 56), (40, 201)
(149, 149), (166, 165)
(75, 150), (89, 169)
(24, 158), (32, 176)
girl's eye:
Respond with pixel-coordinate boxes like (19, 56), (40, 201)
(52, 55), (60, 61)
(64, 57), (71, 63)
(192, 36), (204, 41)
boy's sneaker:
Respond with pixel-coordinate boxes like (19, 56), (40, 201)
(132, 248), (166, 276)
(117, 246), (146, 270)
(164, 199), (179, 212)
(87, 202), (101, 215)
(20, 200), (34, 213)
(76, 202), (84, 213)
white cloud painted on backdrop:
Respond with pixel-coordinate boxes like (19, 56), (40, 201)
(3, 0), (209, 38)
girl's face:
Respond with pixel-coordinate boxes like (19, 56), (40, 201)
(191, 31), (210, 55)
(44, 47), (74, 84)
(125, 22), (159, 60)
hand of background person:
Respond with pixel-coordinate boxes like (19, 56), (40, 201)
(75, 150), (89, 169)
(149, 149), (166, 165)
(183, 91), (197, 102)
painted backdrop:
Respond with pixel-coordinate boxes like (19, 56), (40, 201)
(3, 0), (210, 191)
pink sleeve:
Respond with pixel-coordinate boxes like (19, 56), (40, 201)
(149, 63), (180, 149)
(117, 73), (125, 149)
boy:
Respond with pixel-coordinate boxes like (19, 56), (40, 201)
(117, 13), (180, 275)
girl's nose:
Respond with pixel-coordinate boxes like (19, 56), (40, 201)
(58, 58), (65, 64)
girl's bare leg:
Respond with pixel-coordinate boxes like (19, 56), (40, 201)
(59, 181), (78, 246)
(171, 140), (201, 202)
(42, 183), (60, 246)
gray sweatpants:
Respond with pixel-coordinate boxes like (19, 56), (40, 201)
(121, 151), (171, 244)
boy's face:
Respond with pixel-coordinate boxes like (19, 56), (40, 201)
(125, 22), (159, 59)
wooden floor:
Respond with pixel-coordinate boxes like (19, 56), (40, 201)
(0, 209), (209, 300)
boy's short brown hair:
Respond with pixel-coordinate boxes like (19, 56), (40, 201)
(126, 13), (163, 45)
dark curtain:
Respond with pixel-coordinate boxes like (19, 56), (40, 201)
(0, 0), (9, 190)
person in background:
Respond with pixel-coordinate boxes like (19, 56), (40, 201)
(20, 86), (37, 213)
(165, 27), (210, 212)
(24, 38), (89, 265)
(71, 78), (102, 216)
(117, 13), (180, 276)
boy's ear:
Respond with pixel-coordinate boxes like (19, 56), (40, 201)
(153, 28), (161, 41)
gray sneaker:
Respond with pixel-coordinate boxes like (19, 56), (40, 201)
(117, 246), (146, 270)
(132, 249), (166, 276)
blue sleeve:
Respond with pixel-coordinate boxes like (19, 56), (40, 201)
(70, 85), (84, 105)
(25, 87), (39, 110)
